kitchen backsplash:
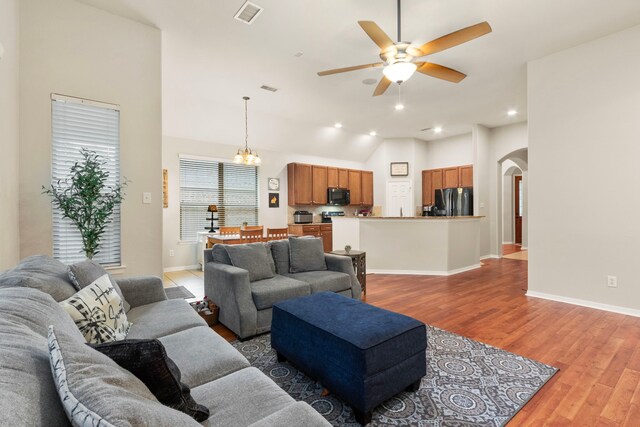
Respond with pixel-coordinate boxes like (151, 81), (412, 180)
(287, 206), (360, 224)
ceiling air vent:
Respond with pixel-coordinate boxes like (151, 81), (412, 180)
(260, 85), (278, 92)
(234, 1), (264, 25)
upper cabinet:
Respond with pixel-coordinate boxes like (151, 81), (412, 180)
(288, 163), (373, 206)
(348, 170), (362, 205)
(422, 165), (473, 206)
(312, 166), (328, 205)
(361, 171), (374, 206)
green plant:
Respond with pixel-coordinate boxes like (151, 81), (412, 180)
(43, 149), (128, 260)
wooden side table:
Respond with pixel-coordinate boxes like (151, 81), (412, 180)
(330, 250), (366, 295)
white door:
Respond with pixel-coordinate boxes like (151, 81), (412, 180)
(386, 180), (413, 217)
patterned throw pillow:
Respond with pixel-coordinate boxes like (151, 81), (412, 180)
(59, 274), (132, 344)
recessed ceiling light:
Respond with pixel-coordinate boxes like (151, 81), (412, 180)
(362, 78), (378, 85)
(369, 131), (377, 136)
(507, 109), (518, 116)
(434, 127), (443, 134)
(395, 103), (405, 111)
(294, 51), (304, 58)
(334, 122), (342, 128)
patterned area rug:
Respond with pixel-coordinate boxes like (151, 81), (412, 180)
(233, 325), (557, 426)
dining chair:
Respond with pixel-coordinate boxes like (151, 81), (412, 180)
(243, 225), (264, 231)
(266, 227), (289, 241)
(219, 226), (241, 235)
(239, 228), (264, 243)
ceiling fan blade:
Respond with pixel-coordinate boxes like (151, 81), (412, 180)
(373, 76), (392, 96)
(417, 21), (492, 56)
(317, 63), (384, 76)
(416, 62), (466, 83)
(358, 21), (395, 51)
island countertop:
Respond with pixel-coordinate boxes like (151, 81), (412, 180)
(337, 216), (484, 220)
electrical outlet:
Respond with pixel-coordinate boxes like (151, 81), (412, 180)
(169, 250), (175, 257)
(142, 192), (152, 204)
(607, 275), (617, 288)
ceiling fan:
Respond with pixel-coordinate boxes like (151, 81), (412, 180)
(317, 0), (492, 96)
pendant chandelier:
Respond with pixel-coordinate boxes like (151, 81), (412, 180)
(234, 96), (261, 166)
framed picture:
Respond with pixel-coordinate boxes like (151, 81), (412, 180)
(268, 193), (280, 208)
(390, 162), (409, 176)
(267, 177), (280, 191)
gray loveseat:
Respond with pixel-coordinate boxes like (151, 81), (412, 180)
(204, 239), (362, 339)
(0, 255), (330, 427)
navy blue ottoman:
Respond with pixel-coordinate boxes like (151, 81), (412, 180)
(271, 292), (427, 425)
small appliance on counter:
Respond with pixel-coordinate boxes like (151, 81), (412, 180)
(422, 205), (436, 216)
(321, 211), (345, 223)
(293, 210), (313, 224)
(357, 209), (371, 217)
(327, 188), (350, 206)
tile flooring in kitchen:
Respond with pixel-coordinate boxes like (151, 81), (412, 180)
(163, 269), (205, 301)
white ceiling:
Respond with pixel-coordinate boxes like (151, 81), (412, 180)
(79, 0), (640, 160)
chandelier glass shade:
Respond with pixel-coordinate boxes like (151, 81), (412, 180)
(234, 96), (261, 166)
(383, 62), (417, 83)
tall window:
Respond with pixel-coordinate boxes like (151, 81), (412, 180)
(51, 94), (121, 265)
(179, 156), (258, 241)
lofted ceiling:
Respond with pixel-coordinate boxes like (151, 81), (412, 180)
(78, 0), (640, 160)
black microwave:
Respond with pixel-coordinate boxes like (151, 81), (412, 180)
(327, 188), (350, 206)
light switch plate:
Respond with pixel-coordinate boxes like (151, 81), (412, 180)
(142, 192), (152, 204)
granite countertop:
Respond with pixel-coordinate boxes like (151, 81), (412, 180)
(333, 216), (484, 220)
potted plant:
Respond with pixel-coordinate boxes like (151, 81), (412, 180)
(43, 149), (128, 260)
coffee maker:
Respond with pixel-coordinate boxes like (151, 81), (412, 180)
(422, 205), (435, 216)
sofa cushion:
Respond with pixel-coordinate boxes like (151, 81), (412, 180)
(48, 326), (199, 427)
(269, 239), (290, 275)
(285, 270), (351, 294)
(59, 274), (132, 344)
(225, 243), (274, 282)
(288, 237), (327, 273)
(68, 259), (131, 312)
(211, 244), (232, 265)
(0, 255), (77, 302)
(192, 367), (294, 427)
(0, 287), (85, 427)
(159, 326), (250, 388)
(91, 339), (209, 422)
(126, 299), (206, 339)
(250, 275), (310, 310)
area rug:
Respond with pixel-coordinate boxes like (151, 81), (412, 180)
(233, 325), (557, 426)
(164, 285), (195, 300)
(503, 250), (528, 261)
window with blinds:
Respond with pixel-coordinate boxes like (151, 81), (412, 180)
(179, 157), (258, 241)
(51, 94), (121, 265)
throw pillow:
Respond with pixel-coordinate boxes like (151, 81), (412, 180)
(224, 243), (275, 282)
(269, 239), (291, 275)
(211, 244), (232, 265)
(90, 339), (209, 422)
(59, 274), (132, 344)
(68, 259), (131, 312)
(288, 237), (327, 273)
(47, 326), (200, 427)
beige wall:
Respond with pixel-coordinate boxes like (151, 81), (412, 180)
(528, 24), (640, 312)
(0, 0), (20, 270)
(162, 136), (364, 270)
(19, 0), (163, 277)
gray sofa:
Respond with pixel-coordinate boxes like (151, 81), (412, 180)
(204, 239), (362, 339)
(0, 255), (330, 427)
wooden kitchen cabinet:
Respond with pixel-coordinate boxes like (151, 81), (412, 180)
(443, 167), (460, 188)
(361, 170), (374, 206)
(288, 224), (332, 252)
(327, 167), (338, 188)
(459, 165), (473, 187)
(288, 163), (313, 206)
(338, 169), (349, 188)
(422, 170), (433, 205)
(432, 169), (443, 191)
(312, 166), (328, 205)
(348, 170), (362, 205)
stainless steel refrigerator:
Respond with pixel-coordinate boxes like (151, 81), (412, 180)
(435, 187), (473, 216)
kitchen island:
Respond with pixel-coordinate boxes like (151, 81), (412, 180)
(332, 216), (482, 276)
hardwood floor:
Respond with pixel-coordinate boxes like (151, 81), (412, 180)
(172, 259), (640, 425)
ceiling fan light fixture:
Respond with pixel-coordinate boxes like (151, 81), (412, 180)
(383, 62), (417, 83)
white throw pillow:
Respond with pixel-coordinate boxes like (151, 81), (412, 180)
(59, 274), (131, 344)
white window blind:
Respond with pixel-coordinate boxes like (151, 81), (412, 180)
(51, 95), (121, 265)
(179, 157), (258, 241)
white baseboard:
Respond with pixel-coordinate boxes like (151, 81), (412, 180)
(368, 263), (481, 277)
(480, 254), (500, 260)
(163, 264), (199, 273)
(521, 246), (528, 250)
(526, 291), (640, 318)
(502, 241), (514, 244)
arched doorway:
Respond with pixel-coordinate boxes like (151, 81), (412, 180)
(496, 148), (528, 259)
